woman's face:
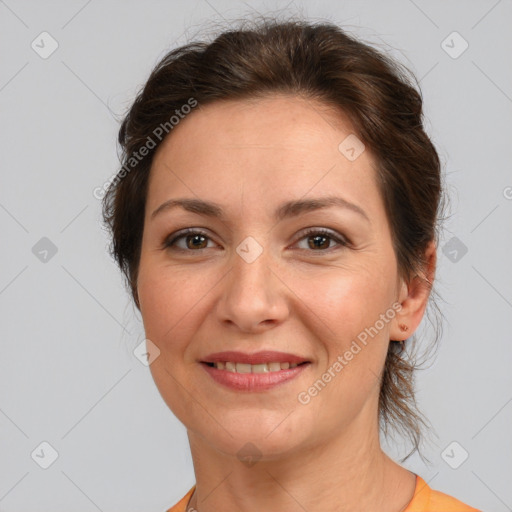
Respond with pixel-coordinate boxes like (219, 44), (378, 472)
(137, 95), (409, 459)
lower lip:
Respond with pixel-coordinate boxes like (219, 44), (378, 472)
(200, 362), (310, 391)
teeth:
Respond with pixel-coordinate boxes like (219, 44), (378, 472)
(252, 363), (268, 373)
(212, 361), (300, 372)
(236, 363), (252, 374)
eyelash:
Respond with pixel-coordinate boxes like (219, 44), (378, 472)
(162, 227), (349, 254)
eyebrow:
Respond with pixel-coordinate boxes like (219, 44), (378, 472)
(151, 196), (370, 223)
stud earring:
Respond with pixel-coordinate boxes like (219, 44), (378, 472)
(399, 323), (408, 332)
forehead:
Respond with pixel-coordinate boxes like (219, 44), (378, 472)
(148, 94), (382, 220)
(156, 94), (357, 152)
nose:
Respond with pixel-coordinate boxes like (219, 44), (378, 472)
(215, 240), (290, 333)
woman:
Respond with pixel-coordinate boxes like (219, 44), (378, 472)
(102, 17), (480, 512)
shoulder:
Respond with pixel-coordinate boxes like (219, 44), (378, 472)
(429, 487), (481, 511)
(405, 475), (481, 512)
(167, 478), (482, 512)
(165, 485), (196, 512)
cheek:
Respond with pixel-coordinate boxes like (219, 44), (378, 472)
(137, 267), (209, 422)
(137, 261), (225, 355)
(300, 262), (393, 334)
(299, 269), (393, 415)
(298, 262), (395, 392)
(139, 273), (187, 341)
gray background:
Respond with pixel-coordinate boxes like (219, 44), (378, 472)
(1, 0), (511, 511)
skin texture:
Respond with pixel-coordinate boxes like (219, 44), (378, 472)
(137, 94), (436, 512)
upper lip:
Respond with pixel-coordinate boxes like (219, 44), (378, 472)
(201, 351), (310, 365)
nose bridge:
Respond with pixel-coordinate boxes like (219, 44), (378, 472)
(217, 234), (287, 331)
(231, 234), (272, 298)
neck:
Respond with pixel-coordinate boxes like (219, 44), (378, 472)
(185, 423), (416, 512)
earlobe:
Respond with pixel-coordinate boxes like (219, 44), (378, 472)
(390, 240), (436, 341)
(398, 323), (409, 334)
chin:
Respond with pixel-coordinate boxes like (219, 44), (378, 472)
(189, 411), (315, 462)
(211, 433), (304, 463)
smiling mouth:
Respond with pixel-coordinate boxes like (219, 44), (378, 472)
(202, 361), (310, 373)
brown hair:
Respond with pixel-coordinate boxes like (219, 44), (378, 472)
(102, 16), (443, 462)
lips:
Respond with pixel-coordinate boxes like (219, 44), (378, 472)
(201, 350), (309, 365)
(199, 350), (311, 391)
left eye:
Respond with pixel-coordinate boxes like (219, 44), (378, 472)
(163, 228), (348, 252)
(295, 228), (348, 251)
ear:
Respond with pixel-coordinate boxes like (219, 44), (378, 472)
(390, 240), (436, 341)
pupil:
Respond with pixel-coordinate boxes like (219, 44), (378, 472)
(188, 234), (206, 249)
(310, 235), (328, 250)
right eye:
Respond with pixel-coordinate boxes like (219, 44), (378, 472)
(163, 228), (218, 252)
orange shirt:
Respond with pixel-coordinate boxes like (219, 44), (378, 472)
(166, 474), (481, 512)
